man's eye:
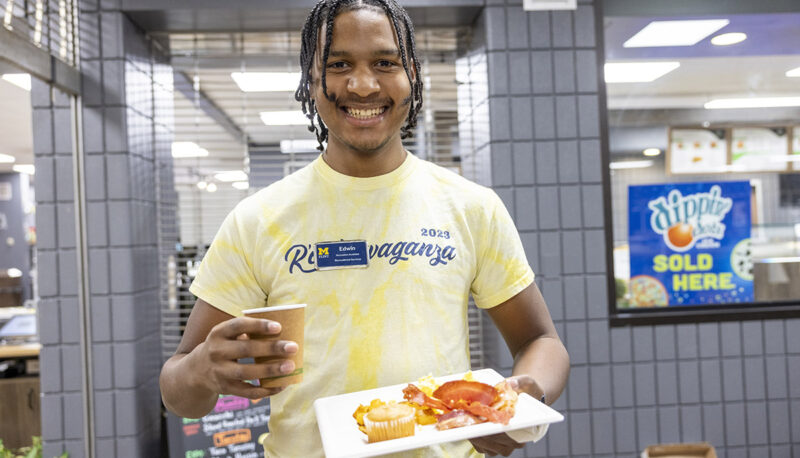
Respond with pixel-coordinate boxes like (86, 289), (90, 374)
(377, 60), (397, 68)
(327, 61), (347, 69)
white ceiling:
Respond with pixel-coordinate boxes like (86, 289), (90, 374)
(0, 77), (34, 173)
(2, 15), (799, 176)
(606, 55), (800, 110)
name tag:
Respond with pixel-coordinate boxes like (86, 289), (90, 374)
(315, 240), (369, 270)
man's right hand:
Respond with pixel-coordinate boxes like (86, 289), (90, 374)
(160, 299), (298, 418)
(189, 316), (299, 400)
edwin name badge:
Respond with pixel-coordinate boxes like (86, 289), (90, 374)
(315, 240), (369, 270)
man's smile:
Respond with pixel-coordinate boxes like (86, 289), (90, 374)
(339, 104), (390, 126)
(342, 106), (388, 119)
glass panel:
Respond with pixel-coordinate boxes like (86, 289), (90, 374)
(604, 12), (800, 314)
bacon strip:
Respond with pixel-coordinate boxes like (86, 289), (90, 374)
(436, 410), (482, 430)
(403, 379), (516, 427)
(402, 384), (451, 412)
(452, 400), (514, 425)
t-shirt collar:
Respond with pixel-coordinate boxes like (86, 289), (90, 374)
(313, 151), (418, 190)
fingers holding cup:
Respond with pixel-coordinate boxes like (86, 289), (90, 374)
(242, 304), (306, 388)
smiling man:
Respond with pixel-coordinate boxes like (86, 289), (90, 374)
(159, 0), (569, 457)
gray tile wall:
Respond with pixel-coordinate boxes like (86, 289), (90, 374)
(474, 0), (800, 457)
(32, 2), (173, 456)
(458, 41), (492, 187)
(32, 75), (88, 458)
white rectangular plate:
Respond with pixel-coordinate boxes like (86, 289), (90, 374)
(314, 369), (564, 458)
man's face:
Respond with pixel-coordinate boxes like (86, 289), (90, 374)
(310, 8), (414, 155)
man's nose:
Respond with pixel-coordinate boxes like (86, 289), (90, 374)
(347, 67), (379, 97)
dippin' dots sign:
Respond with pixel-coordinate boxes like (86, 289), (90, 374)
(647, 185), (733, 252)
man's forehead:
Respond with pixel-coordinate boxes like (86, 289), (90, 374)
(317, 6), (402, 38)
(315, 19), (402, 59)
(328, 48), (400, 57)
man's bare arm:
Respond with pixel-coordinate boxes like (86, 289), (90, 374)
(470, 282), (569, 456)
(159, 299), (297, 419)
(487, 281), (569, 403)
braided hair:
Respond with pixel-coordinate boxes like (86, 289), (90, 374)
(294, 0), (424, 151)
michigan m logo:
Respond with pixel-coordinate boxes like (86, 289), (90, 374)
(318, 247), (329, 256)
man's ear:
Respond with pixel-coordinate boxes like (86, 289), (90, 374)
(407, 58), (418, 88)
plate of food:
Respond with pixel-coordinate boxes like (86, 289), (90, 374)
(313, 368), (564, 458)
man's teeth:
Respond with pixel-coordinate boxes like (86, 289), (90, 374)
(346, 107), (385, 119)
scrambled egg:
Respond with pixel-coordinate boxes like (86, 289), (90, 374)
(416, 374), (439, 397)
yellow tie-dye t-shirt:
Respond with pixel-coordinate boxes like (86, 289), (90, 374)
(189, 152), (534, 457)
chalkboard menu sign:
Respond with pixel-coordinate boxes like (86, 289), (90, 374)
(167, 395), (269, 458)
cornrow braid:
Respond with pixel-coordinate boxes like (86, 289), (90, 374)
(294, 0), (424, 150)
(398, 12), (423, 139)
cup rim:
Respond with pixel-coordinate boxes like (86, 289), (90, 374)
(243, 303), (307, 314)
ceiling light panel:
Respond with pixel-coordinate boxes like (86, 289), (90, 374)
(704, 97), (800, 109)
(260, 111), (309, 126)
(214, 170), (248, 182)
(0, 153), (16, 163)
(604, 62), (680, 83)
(787, 66), (800, 77)
(624, 19), (730, 48)
(1, 73), (32, 91)
(280, 139), (321, 153)
(231, 72), (301, 92)
(172, 142), (210, 158)
(610, 160), (654, 170)
(12, 164), (35, 174)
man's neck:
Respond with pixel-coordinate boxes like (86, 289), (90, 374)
(323, 140), (407, 178)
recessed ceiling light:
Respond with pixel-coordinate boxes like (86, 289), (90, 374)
(172, 142), (209, 158)
(604, 62), (680, 83)
(206, 183), (218, 193)
(0, 153), (15, 163)
(196, 181), (208, 190)
(624, 19), (729, 48)
(704, 97), (800, 109)
(13, 164), (35, 174)
(1, 73), (32, 91)
(260, 111), (309, 126)
(710, 32), (747, 46)
(786, 66), (800, 77)
(232, 181), (250, 190)
(214, 170), (248, 182)
(643, 148), (661, 157)
(231, 72), (301, 92)
(610, 160), (654, 169)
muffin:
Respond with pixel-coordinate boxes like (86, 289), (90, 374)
(363, 403), (416, 443)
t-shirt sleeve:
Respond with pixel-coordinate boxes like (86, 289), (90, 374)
(188, 204), (266, 317)
(470, 191), (535, 309)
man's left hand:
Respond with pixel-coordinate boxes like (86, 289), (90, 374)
(470, 432), (523, 457)
(469, 374), (544, 457)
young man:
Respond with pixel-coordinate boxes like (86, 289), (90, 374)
(159, 0), (569, 456)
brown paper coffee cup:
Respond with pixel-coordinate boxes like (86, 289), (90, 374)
(243, 304), (305, 388)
